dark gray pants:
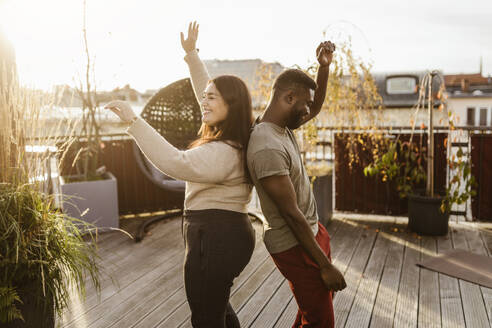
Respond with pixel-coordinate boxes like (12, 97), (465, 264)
(183, 209), (255, 328)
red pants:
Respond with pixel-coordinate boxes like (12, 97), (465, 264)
(271, 222), (334, 328)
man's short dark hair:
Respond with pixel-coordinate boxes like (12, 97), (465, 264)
(272, 69), (317, 93)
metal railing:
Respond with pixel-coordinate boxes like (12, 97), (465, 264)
(300, 125), (491, 222)
(25, 125), (492, 221)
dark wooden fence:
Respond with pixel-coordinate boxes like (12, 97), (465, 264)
(471, 132), (492, 221)
(334, 132), (448, 216)
(58, 135), (184, 215)
(51, 127), (490, 221)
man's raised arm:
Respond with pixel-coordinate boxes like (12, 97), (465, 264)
(301, 41), (336, 125)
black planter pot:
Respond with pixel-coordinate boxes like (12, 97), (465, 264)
(312, 174), (333, 228)
(408, 194), (450, 236)
(5, 282), (55, 328)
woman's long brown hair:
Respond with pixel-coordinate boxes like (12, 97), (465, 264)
(189, 75), (254, 181)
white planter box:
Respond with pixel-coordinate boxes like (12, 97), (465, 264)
(59, 172), (119, 230)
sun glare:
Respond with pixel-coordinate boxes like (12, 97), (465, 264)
(0, 0), (85, 90)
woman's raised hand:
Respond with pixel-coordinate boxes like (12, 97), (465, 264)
(180, 21), (199, 53)
(104, 100), (137, 123)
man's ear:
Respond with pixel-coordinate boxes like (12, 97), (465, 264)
(284, 89), (296, 105)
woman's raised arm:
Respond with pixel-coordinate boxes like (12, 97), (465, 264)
(181, 21), (211, 103)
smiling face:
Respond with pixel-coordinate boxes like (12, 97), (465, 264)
(286, 88), (314, 130)
(201, 82), (229, 126)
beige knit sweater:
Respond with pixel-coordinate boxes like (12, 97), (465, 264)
(127, 50), (252, 213)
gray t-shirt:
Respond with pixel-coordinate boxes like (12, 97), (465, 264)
(247, 121), (319, 254)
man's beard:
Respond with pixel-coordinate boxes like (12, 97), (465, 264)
(286, 109), (305, 130)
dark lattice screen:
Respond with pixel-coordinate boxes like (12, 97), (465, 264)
(141, 78), (202, 149)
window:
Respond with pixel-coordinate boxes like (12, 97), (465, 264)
(386, 76), (418, 95)
(479, 107), (488, 126)
(467, 107), (475, 126)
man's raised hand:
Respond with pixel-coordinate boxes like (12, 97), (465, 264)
(316, 41), (336, 68)
(180, 21), (199, 53)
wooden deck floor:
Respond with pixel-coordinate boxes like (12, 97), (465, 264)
(59, 216), (492, 328)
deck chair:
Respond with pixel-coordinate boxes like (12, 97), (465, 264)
(133, 78), (202, 242)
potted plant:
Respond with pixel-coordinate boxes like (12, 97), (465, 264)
(0, 36), (101, 327)
(293, 41), (384, 227)
(364, 71), (476, 235)
(306, 163), (333, 228)
(0, 184), (101, 328)
(58, 1), (119, 230)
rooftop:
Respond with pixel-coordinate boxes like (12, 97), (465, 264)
(444, 73), (492, 98)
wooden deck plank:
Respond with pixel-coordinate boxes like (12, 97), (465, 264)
(129, 287), (186, 328)
(237, 269), (285, 327)
(89, 262), (184, 328)
(345, 231), (391, 328)
(330, 220), (365, 276)
(333, 223), (378, 327)
(369, 231), (405, 328)
(58, 217), (492, 328)
(82, 218), (181, 296)
(481, 227), (492, 255)
(125, 245), (269, 328)
(436, 234), (466, 328)
(148, 235), (270, 327)
(61, 221), (184, 327)
(264, 218), (363, 328)
(154, 299), (191, 328)
(229, 259), (278, 314)
(479, 228), (492, 326)
(70, 257), (182, 328)
(272, 296), (297, 328)
(246, 218), (344, 328)
(393, 233), (421, 328)
(243, 219), (344, 328)
(79, 218), (178, 290)
(175, 219), (272, 328)
(81, 227), (183, 309)
(133, 220), (269, 328)
(249, 280), (292, 328)
(96, 216), (180, 259)
(451, 226), (490, 328)
(93, 230), (133, 256)
(463, 226), (492, 326)
(141, 222), (344, 327)
(418, 237), (441, 328)
(177, 258), (278, 328)
(103, 272), (186, 328)
(98, 220), (267, 328)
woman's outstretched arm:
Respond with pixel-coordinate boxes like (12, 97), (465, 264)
(181, 21), (211, 103)
(105, 100), (237, 184)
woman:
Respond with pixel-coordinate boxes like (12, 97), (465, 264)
(105, 22), (255, 328)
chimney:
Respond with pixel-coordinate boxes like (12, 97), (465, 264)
(461, 79), (469, 92)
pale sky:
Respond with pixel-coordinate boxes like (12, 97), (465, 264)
(1, 0), (491, 92)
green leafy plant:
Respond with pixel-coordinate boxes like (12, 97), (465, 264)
(0, 184), (101, 324)
(251, 40), (385, 169)
(300, 41), (385, 167)
(1, 28), (101, 325)
(364, 138), (426, 199)
(443, 146), (477, 213)
(0, 287), (23, 323)
(364, 71), (477, 213)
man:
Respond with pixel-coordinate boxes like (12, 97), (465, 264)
(247, 41), (346, 328)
